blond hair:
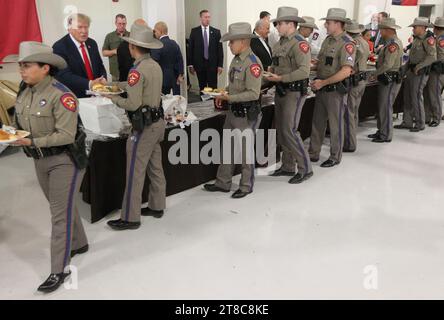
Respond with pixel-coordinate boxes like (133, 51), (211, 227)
(155, 21), (168, 35)
(68, 13), (91, 28)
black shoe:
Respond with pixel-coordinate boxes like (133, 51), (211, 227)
(141, 208), (164, 218)
(394, 123), (411, 130)
(409, 127), (424, 132)
(203, 184), (230, 193)
(269, 168), (295, 177)
(289, 172), (314, 184)
(107, 219), (141, 231)
(310, 157), (319, 163)
(70, 244), (89, 258)
(231, 189), (251, 199)
(320, 159), (340, 168)
(368, 132), (380, 139)
(342, 148), (356, 153)
(429, 121), (439, 127)
(37, 272), (71, 293)
(372, 137), (391, 143)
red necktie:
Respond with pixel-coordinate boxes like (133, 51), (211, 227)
(80, 43), (94, 80)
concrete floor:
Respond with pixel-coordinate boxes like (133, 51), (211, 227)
(1, 119), (444, 300)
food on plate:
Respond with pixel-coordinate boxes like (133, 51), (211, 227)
(0, 129), (12, 141)
(92, 84), (122, 93)
(203, 87), (214, 93)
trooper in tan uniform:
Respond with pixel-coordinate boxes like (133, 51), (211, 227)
(204, 22), (263, 199)
(368, 18), (404, 143)
(298, 16), (319, 39)
(266, 7), (313, 184)
(395, 17), (437, 132)
(308, 8), (356, 168)
(424, 17), (444, 127)
(343, 20), (370, 152)
(9, 42), (88, 293)
(106, 23), (166, 230)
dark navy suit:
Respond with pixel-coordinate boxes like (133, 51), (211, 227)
(151, 36), (184, 95)
(53, 34), (107, 98)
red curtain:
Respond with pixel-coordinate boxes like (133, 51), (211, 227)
(392, 0), (418, 5)
(0, 0), (42, 62)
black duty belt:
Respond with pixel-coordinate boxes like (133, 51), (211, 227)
(141, 106), (164, 124)
(23, 145), (68, 160)
(229, 101), (261, 118)
(281, 79), (309, 91)
(320, 80), (349, 94)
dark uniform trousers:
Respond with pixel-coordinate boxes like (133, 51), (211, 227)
(424, 71), (444, 124)
(377, 81), (402, 141)
(344, 81), (366, 151)
(309, 90), (347, 163)
(215, 111), (262, 193)
(34, 153), (87, 274)
(121, 120), (166, 223)
(403, 70), (429, 129)
(275, 91), (312, 175)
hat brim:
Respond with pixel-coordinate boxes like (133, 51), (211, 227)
(271, 16), (305, 23)
(346, 27), (365, 34)
(321, 16), (348, 23)
(220, 33), (258, 42)
(300, 23), (319, 30)
(379, 24), (401, 30)
(121, 36), (164, 49)
(8, 53), (67, 69)
(432, 23), (444, 28)
(408, 22), (432, 28)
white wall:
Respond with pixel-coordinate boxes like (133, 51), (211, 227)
(0, 0), (142, 82)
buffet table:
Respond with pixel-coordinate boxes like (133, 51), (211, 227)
(80, 80), (404, 223)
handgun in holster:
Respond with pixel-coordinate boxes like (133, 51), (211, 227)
(67, 128), (89, 170)
(127, 108), (145, 132)
(275, 83), (287, 97)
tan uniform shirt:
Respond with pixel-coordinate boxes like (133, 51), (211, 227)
(227, 48), (262, 103)
(351, 34), (370, 73)
(111, 53), (163, 111)
(409, 32), (437, 71)
(376, 36), (403, 76)
(103, 30), (130, 77)
(271, 31), (311, 82)
(317, 31), (356, 79)
(14, 76), (78, 148)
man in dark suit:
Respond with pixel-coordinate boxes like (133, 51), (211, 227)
(251, 19), (272, 71)
(152, 22), (184, 95)
(52, 13), (107, 98)
(188, 10), (224, 91)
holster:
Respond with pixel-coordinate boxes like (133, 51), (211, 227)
(67, 129), (89, 170)
(127, 104), (164, 132)
(229, 100), (261, 121)
(282, 79), (309, 95)
(275, 83), (287, 97)
(431, 61), (444, 74)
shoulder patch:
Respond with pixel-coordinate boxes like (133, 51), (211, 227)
(345, 43), (355, 55)
(60, 93), (77, 112)
(128, 69), (141, 87)
(52, 81), (70, 93)
(250, 63), (262, 78)
(427, 37), (436, 46)
(388, 43), (398, 54)
(299, 41), (310, 54)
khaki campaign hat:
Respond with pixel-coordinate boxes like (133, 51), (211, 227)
(271, 7), (305, 23)
(408, 17), (432, 28)
(321, 8), (348, 23)
(431, 17), (444, 28)
(345, 20), (365, 34)
(378, 17), (401, 30)
(299, 16), (319, 30)
(121, 23), (163, 49)
(221, 22), (258, 42)
(3, 41), (67, 69)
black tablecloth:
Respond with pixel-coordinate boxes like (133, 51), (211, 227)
(81, 83), (403, 223)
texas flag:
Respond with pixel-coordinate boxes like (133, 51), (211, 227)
(392, 0), (418, 5)
(0, 0), (42, 62)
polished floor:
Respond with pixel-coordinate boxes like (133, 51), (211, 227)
(1, 118), (444, 300)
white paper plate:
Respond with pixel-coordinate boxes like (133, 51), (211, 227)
(0, 130), (31, 145)
(88, 89), (124, 96)
(201, 91), (226, 97)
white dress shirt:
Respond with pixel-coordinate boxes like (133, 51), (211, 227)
(201, 25), (210, 44)
(69, 33), (95, 88)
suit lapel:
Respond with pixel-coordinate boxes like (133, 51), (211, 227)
(67, 35), (88, 77)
